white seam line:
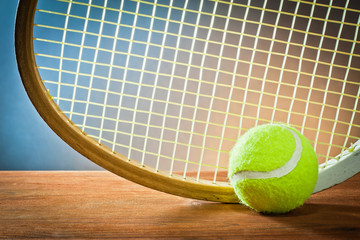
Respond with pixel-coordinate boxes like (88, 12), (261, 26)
(231, 127), (302, 182)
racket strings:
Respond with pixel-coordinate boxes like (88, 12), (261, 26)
(319, 0), (355, 159)
(39, 63), (359, 127)
(95, 0), (360, 35)
(34, 6), (358, 101)
(304, 0), (335, 153)
(41, 84), (357, 150)
(34, 8), (360, 81)
(34, 21), (360, 77)
(35, 3), (358, 127)
(187, 0), (239, 182)
(33, 0), (360, 183)
(172, 0), (208, 179)
(289, 0), (360, 13)
(36, 48), (360, 106)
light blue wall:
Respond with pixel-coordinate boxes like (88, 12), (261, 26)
(0, 0), (101, 170)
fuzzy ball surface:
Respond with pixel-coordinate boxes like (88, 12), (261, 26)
(228, 123), (318, 214)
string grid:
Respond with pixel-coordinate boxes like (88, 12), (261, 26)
(33, 0), (360, 182)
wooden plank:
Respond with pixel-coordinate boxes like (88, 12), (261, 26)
(0, 171), (359, 239)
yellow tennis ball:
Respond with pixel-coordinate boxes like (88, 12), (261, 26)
(228, 123), (318, 214)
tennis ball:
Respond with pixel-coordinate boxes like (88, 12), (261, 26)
(228, 123), (318, 214)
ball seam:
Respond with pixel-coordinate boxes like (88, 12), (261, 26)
(231, 126), (303, 182)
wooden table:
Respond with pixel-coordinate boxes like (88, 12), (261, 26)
(0, 171), (359, 239)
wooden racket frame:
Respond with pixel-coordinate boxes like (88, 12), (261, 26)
(15, 0), (238, 203)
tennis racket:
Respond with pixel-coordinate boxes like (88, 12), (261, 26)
(15, 0), (360, 203)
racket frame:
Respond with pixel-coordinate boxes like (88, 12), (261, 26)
(15, 0), (360, 203)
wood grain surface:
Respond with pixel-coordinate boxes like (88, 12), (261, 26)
(0, 171), (359, 239)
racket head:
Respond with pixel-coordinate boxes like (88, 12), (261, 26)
(15, 0), (360, 202)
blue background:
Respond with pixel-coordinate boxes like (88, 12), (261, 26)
(0, 0), (101, 170)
